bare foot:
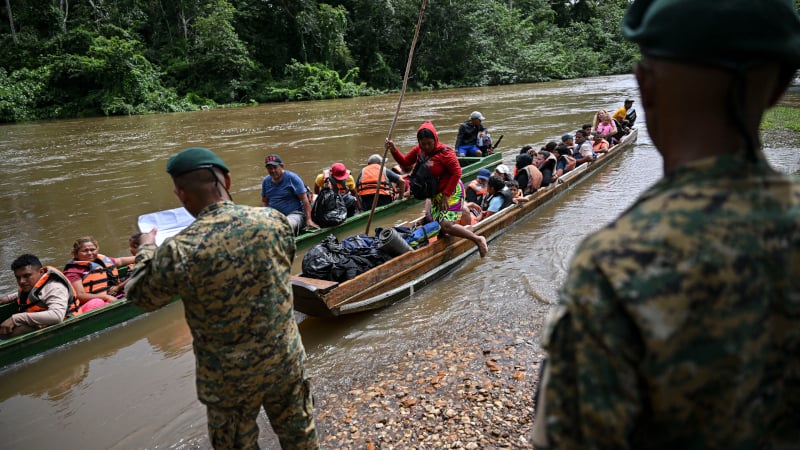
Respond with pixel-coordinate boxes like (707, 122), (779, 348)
(477, 235), (488, 258)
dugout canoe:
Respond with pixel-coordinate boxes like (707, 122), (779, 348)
(294, 151), (504, 250)
(0, 263), (179, 369)
(292, 129), (639, 317)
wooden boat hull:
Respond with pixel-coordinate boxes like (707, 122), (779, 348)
(0, 299), (146, 369)
(294, 151), (504, 250)
(292, 129), (638, 317)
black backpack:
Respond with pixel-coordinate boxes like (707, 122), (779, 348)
(312, 177), (348, 227)
(409, 153), (439, 200)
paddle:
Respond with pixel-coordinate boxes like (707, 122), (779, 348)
(137, 207), (195, 246)
(364, 0), (428, 235)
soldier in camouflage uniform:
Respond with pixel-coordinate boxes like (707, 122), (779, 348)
(126, 147), (319, 449)
(532, 1), (800, 448)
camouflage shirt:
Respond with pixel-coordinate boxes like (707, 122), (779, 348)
(536, 151), (800, 449)
(126, 201), (306, 408)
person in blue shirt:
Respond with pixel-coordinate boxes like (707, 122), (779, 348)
(261, 154), (318, 234)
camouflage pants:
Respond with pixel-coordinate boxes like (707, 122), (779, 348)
(205, 370), (318, 449)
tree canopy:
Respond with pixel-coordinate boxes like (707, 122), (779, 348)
(0, 0), (641, 122)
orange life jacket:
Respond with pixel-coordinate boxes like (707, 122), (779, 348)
(17, 266), (79, 317)
(322, 170), (350, 194)
(466, 179), (487, 197)
(64, 254), (120, 294)
(357, 164), (394, 197)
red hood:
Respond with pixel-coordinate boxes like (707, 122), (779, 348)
(417, 121), (446, 151)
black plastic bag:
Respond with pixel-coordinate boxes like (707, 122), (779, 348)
(311, 178), (347, 227)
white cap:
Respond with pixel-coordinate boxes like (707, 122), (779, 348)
(469, 111), (485, 121)
(495, 164), (510, 175)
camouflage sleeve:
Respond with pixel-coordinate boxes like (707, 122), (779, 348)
(539, 249), (644, 449)
(124, 241), (182, 311)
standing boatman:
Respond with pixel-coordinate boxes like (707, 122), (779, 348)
(532, 0), (800, 448)
(126, 147), (319, 449)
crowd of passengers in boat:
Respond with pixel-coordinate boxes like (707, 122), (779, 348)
(0, 100), (635, 339)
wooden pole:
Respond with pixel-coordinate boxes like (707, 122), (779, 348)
(364, 0), (427, 235)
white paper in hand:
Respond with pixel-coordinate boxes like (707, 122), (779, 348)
(137, 207), (195, 246)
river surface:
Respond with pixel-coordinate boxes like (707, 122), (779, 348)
(0, 75), (798, 449)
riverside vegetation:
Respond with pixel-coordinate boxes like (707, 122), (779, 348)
(0, 0), (644, 123)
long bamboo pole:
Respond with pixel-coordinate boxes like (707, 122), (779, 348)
(364, 0), (428, 235)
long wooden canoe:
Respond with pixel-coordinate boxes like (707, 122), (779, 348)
(292, 129), (639, 317)
(294, 151), (504, 250)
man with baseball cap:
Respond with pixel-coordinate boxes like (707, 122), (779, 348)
(127, 147), (319, 449)
(454, 111), (490, 157)
(261, 153), (318, 234)
(533, 1), (800, 448)
(612, 98), (637, 133)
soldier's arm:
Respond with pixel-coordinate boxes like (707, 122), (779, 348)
(125, 241), (183, 311)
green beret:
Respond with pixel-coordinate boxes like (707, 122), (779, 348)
(166, 147), (230, 177)
(623, 0), (800, 69)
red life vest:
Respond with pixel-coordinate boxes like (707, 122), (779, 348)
(17, 266), (79, 317)
(64, 254), (120, 294)
(357, 164), (394, 197)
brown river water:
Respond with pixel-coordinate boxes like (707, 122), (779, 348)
(1, 75), (798, 449)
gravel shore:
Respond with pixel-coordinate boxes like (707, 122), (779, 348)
(313, 311), (548, 449)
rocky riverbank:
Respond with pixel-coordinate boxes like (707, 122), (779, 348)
(313, 311), (548, 449)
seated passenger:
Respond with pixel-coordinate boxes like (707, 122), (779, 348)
(537, 150), (558, 187)
(357, 154), (405, 208)
(1, 254), (78, 338)
(592, 134), (610, 153)
(455, 111), (489, 157)
(592, 109), (619, 143)
(494, 164), (512, 183)
(508, 180), (524, 199)
(555, 145), (576, 180)
(581, 124), (593, 139)
(561, 133), (575, 152)
(261, 153), (319, 234)
(612, 98), (636, 132)
(63, 236), (135, 312)
(480, 176), (514, 220)
(466, 168), (491, 205)
(572, 130), (596, 166)
(540, 141), (558, 155)
(514, 153), (543, 195)
(314, 162), (361, 217)
(464, 176), (515, 223)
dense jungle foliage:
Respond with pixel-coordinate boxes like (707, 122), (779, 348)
(0, 0), (644, 122)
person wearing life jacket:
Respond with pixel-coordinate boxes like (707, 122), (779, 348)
(482, 175), (514, 220)
(0, 254), (78, 338)
(63, 236), (135, 306)
(466, 168), (491, 205)
(313, 162), (361, 216)
(514, 153), (543, 196)
(357, 154), (404, 208)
